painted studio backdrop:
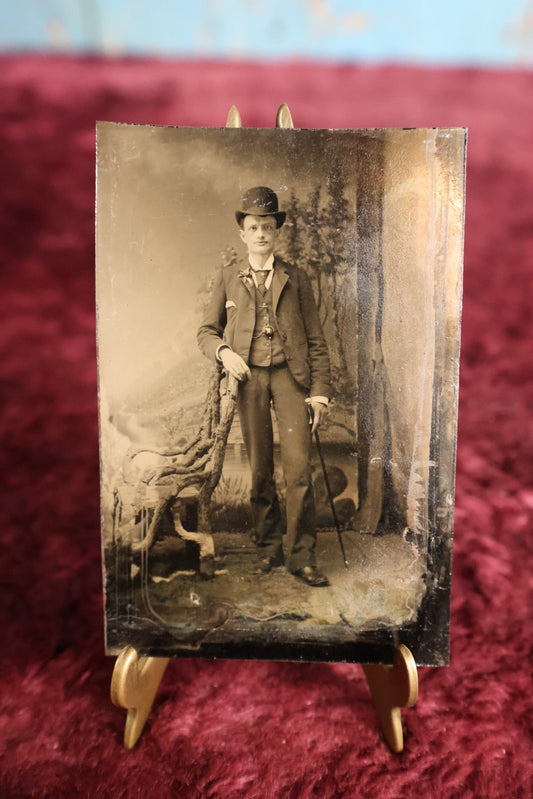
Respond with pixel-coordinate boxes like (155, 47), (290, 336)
(96, 123), (465, 664)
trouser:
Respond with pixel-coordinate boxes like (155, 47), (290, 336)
(237, 364), (316, 572)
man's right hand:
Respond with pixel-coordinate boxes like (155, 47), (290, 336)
(219, 348), (251, 382)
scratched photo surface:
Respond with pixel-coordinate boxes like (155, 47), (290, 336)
(96, 123), (466, 665)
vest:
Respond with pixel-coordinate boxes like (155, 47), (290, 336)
(248, 283), (286, 367)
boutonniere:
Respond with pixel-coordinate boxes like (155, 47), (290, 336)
(238, 268), (252, 281)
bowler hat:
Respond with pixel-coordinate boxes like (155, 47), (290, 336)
(235, 186), (286, 228)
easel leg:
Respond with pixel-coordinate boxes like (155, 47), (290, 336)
(110, 643), (417, 751)
(362, 644), (418, 753)
(111, 646), (169, 749)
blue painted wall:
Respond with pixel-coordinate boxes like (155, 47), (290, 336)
(1, 0), (532, 66)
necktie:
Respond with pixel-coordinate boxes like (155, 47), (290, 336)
(255, 270), (269, 296)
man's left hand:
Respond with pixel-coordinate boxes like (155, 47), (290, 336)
(308, 400), (328, 434)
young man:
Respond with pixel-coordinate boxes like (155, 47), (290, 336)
(197, 186), (331, 587)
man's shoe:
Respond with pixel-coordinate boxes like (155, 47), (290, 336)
(291, 566), (330, 587)
(253, 556), (284, 575)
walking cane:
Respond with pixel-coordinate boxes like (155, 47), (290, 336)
(314, 427), (349, 569)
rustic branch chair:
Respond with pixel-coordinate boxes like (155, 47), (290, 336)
(112, 370), (238, 580)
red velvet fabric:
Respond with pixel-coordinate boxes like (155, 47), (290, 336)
(1, 56), (532, 798)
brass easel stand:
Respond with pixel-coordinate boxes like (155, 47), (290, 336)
(111, 641), (418, 752)
(111, 646), (170, 750)
(110, 104), (419, 753)
(362, 644), (418, 753)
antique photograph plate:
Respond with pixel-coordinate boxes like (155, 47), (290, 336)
(96, 122), (466, 666)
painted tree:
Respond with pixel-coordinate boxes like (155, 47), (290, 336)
(283, 190), (305, 266)
(322, 161), (357, 400)
(279, 173), (356, 404)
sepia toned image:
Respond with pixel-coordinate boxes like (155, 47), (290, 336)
(96, 122), (465, 666)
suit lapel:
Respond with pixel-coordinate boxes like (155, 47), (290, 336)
(271, 257), (290, 311)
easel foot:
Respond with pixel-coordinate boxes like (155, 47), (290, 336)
(362, 644), (418, 753)
(111, 646), (169, 749)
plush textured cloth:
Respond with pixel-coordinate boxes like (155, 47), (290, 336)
(1, 56), (532, 798)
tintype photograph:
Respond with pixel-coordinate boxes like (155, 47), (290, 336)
(96, 122), (466, 665)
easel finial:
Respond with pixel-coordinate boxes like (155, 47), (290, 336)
(226, 106), (242, 128)
(276, 103), (294, 129)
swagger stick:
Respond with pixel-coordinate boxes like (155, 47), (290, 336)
(314, 428), (349, 568)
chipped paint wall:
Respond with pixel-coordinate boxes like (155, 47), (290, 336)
(1, 0), (532, 65)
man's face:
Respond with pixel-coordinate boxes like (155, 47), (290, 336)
(239, 215), (278, 259)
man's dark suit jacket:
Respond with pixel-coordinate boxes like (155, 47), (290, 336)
(197, 256), (332, 399)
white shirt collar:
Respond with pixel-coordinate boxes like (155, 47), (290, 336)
(248, 253), (275, 272)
